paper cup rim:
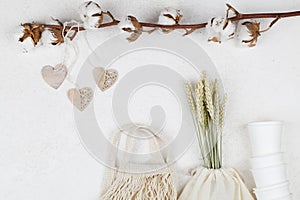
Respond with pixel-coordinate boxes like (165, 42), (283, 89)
(247, 121), (284, 127)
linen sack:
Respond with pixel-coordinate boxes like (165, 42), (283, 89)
(179, 167), (254, 200)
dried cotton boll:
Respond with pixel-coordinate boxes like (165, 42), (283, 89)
(206, 17), (235, 43)
(40, 29), (57, 46)
(208, 17), (224, 33)
(206, 17), (223, 43)
(220, 20), (235, 40)
(79, 1), (103, 29)
(20, 23), (43, 45)
(40, 20), (65, 46)
(84, 16), (102, 29)
(15, 25), (38, 52)
(118, 16), (143, 42)
(118, 16), (137, 32)
(158, 7), (183, 25)
(237, 22), (251, 46)
(79, 1), (102, 18)
(236, 20), (261, 47)
(157, 8), (182, 34)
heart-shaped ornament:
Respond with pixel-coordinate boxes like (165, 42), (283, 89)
(93, 67), (118, 91)
(67, 87), (93, 111)
(41, 64), (67, 89)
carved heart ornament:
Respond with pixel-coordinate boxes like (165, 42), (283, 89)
(93, 67), (118, 91)
(67, 87), (93, 111)
(41, 64), (67, 89)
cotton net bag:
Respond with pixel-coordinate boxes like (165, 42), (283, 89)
(100, 125), (177, 200)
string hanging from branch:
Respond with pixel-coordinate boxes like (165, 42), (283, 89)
(17, 1), (300, 48)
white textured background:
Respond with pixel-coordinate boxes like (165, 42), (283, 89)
(1, 0), (300, 199)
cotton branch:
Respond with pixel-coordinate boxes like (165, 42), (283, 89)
(18, 2), (300, 47)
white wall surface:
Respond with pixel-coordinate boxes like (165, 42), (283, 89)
(1, 0), (300, 199)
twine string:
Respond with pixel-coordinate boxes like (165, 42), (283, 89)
(62, 20), (80, 88)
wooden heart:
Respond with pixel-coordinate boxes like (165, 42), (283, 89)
(67, 87), (93, 111)
(41, 64), (67, 89)
(93, 67), (118, 91)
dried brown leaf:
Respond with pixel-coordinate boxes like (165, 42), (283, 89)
(19, 23), (43, 46)
(183, 28), (196, 36)
(162, 28), (174, 33)
(92, 12), (104, 27)
(159, 9), (182, 34)
(242, 21), (261, 47)
(50, 28), (64, 45)
(163, 13), (176, 21)
(98, 14), (104, 25)
(208, 37), (221, 43)
(122, 27), (132, 32)
(127, 31), (142, 42)
(18, 24), (31, 42)
(163, 10), (182, 24)
(128, 16), (142, 31)
(143, 28), (157, 34)
(175, 11), (183, 24)
(51, 17), (63, 26)
(124, 16), (143, 42)
(31, 24), (42, 45)
(86, 1), (101, 9)
(103, 11), (116, 22)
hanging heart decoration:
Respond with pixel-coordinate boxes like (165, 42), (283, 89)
(67, 87), (93, 111)
(93, 67), (118, 91)
(41, 64), (67, 89)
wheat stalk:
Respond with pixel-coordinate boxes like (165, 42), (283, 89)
(219, 94), (227, 131)
(212, 80), (220, 127)
(194, 83), (205, 127)
(202, 73), (215, 120)
(184, 72), (226, 169)
(184, 81), (196, 115)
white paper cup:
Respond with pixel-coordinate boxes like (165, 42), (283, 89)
(250, 153), (284, 169)
(254, 181), (290, 200)
(251, 164), (288, 187)
(247, 121), (283, 157)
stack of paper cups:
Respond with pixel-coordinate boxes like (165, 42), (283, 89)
(247, 121), (292, 200)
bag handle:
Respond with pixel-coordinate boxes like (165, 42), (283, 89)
(127, 125), (168, 165)
(110, 124), (168, 169)
(126, 125), (167, 153)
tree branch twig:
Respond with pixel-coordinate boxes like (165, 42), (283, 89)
(38, 5), (300, 32)
(19, 3), (300, 47)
